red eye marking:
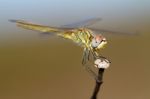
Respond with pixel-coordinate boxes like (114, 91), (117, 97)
(95, 35), (103, 42)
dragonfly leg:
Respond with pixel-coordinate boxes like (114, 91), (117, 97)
(82, 48), (91, 65)
(82, 48), (87, 65)
(84, 65), (100, 82)
(90, 50), (98, 60)
(98, 55), (111, 63)
(86, 49), (90, 61)
(85, 48), (90, 61)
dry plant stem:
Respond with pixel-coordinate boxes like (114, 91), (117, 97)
(91, 68), (104, 99)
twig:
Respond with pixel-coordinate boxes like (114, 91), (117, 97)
(91, 68), (105, 99)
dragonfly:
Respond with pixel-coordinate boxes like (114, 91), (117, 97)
(9, 18), (134, 65)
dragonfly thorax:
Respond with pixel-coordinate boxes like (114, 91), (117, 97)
(60, 28), (93, 47)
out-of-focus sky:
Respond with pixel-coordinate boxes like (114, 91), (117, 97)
(0, 0), (150, 41)
(0, 0), (150, 99)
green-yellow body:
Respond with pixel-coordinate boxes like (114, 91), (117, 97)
(57, 28), (94, 49)
(13, 20), (98, 50)
(11, 20), (107, 64)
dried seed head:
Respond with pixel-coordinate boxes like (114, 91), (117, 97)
(94, 58), (110, 69)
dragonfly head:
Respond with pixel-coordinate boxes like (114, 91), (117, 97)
(91, 35), (107, 50)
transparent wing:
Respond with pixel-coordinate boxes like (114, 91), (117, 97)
(9, 19), (64, 33)
(61, 17), (102, 28)
(90, 28), (138, 35)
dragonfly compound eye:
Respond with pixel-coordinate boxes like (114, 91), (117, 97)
(91, 38), (101, 48)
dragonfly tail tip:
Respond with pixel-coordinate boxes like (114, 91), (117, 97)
(8, 19), (17, 23)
